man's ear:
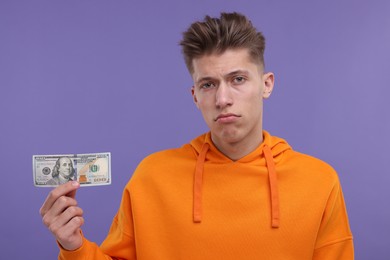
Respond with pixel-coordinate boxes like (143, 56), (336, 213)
(262, 72), (275, 99)
(191, 86), (199, 108)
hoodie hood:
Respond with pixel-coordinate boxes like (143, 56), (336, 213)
(190, 130), (292, 228)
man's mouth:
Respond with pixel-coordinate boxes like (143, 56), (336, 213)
(214, 113), (241, 123)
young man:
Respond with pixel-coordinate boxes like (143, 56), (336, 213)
(40, 12), (354, 259)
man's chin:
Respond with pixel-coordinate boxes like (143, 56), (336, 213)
(212, 130), (242, 144)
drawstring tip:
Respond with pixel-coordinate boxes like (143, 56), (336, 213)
(193, 215), (202, 223)
(271, 219), (280, 228)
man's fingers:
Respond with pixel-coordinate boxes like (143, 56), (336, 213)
(39, 181), (80, 216)
(66, 187), (78, 199)
(47, 206), (84, 234)
(57, 217), (85, 242)
(56, 217), (85, 251)
(42, 197), (79, 226)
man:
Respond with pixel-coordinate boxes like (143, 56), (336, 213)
(40, 12), (354, 259)
(45, 157), (76, 185)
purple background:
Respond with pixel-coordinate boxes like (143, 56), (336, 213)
(1, 0), (389, 259)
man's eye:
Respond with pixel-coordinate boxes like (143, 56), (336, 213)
(201, 82), (214, 89)
(233, 76), (245, 84)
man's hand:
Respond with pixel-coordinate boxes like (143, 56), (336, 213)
(39, 181), (84, 251)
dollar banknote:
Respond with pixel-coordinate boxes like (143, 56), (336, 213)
(33, 152), (111, 187)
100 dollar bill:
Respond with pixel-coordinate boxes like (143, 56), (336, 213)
(33, 152), (111, 187)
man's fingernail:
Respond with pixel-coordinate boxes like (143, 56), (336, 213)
(72, 181), (79, 186)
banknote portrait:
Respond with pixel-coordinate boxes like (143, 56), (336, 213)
(45, 157), (76, 185)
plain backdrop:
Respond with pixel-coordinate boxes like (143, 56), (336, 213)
(0, 0), (389, 259)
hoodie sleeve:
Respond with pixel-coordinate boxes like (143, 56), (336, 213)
(58, 235), (113, 260)
(312, 180), (354, 259)
(58, 186), (136, 260)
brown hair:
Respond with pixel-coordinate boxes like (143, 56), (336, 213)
(180, 12), (266, 74)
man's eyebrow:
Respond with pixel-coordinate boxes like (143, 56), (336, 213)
(195, 70), (250, 85)
(225, 69), (250, 77)
(195, 76), (214, 85)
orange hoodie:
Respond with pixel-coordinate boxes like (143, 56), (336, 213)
(59, 131), (353, 259)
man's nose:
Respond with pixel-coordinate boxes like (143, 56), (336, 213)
(215, 83), (233, 109)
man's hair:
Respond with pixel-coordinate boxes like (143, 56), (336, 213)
(180, 12), (266, 74)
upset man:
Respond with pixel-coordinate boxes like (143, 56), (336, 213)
(40, 12), (354, 259)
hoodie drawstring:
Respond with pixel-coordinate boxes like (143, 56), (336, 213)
(193, 143), (210, 223)
(263, 144), (280, 228)
(193, 142), (280, 228)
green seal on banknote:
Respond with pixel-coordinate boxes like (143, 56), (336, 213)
(90, 164), (99, 172)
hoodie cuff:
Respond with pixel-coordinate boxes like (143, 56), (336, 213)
(57, 231), (97, 259)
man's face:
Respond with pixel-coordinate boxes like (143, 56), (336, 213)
(191, 48), (274, 148)
(58, 157), (72, 177)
